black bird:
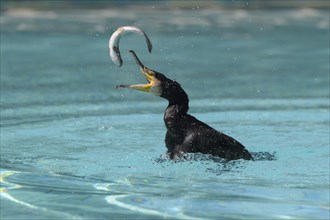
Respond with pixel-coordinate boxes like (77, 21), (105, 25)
(116, 50), (253, 161)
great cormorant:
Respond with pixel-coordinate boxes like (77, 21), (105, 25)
(116, 50), (253, 161)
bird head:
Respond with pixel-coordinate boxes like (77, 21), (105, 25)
(116, 50), (187, 103)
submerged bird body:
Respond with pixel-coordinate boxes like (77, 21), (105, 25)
(162, 83), (252, 160)
(116, 50), (253, 161)
(165, 112), (253, 160)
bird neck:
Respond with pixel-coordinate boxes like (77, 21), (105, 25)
(164, 96), (189, 130)
(167, 99), (189, 115)
(167, 87), (189, 115)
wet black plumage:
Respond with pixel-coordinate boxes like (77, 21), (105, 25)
(121, 51), (253, 161)
(159, 74), (252, 160)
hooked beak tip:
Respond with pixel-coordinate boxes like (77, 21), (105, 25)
(115, 85), (128, 89)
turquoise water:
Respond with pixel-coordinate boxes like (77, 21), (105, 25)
(1, 7), (329, 219)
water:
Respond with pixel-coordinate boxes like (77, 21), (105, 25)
(1, 7), (329, 220)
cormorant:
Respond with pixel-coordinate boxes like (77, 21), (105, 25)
(116, 50), (253, 161)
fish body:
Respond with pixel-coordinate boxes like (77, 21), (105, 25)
(109, 26), (152, 66)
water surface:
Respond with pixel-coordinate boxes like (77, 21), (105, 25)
(1, 7), (329, 219)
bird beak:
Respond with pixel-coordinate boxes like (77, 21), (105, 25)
(116, 50), (161, 96)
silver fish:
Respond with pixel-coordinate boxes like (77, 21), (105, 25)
(109, 26), (152, 67)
